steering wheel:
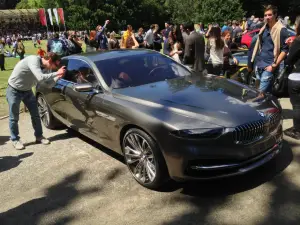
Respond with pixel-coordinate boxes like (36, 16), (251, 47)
(148, 65), (166, 77)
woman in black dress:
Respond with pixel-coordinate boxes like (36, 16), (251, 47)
(284, 16), (300, 139)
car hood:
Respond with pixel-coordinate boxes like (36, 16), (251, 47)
(112, 75), (281, 127)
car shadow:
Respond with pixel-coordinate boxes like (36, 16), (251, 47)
(0, 136), (10, 146)
(24, 130), (77, 147)
(0, 153), (33, 173)
(67, 128), (125, 164)
(0, 168), (121, 225)
(41, 128), (125, 164)
(159, 140), (293, 196)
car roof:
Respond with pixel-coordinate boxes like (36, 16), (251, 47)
(66, 49), (159, 62)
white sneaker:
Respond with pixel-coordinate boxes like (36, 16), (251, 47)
(36, 136), (50, 145)
(12, 140), (25, 150)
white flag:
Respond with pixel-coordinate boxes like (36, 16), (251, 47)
(53, 8), (60, 25)
(47, 8), (53, 26)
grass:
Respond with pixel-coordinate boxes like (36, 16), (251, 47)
(0, 40), (86, 117)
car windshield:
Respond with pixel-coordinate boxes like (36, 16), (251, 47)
(94, 52), (191, 89)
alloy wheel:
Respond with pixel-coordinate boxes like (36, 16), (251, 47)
(124, 133), (156, 184)
(37, 96), (50, 127)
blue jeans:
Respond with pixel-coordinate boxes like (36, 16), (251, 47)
(163, 39), (169, 55)
(255, 67), (274, 93)
(6, 85), (43, 141)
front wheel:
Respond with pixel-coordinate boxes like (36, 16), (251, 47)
(122, 128), (169, 189)
(37, 95), (62, 129)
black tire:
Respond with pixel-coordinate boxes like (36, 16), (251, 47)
(247, 71), (256, 87)
(122, 128), (169, 189)
(239, 67), (250, 84)
(37, 94), (62, 129)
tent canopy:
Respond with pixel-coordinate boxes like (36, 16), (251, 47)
(0, 9), (39, 19)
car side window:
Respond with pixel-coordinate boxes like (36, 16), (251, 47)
(64, 59), (98, 85)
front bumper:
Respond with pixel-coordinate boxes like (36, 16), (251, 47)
(160, 124), (283, 181)
(181, 141), (282, 180)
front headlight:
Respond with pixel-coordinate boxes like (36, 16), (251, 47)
(170, 128), (225, 139)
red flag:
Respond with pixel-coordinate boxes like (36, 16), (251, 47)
(39, 9), (47, 26)
(57, 8), (65, 24)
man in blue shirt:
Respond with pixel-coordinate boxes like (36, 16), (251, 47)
(221, 21), (228, 33)
(249, 5), (289, 99)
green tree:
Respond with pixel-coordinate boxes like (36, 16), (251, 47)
(65, 5), (91, 30)
(16, 0), (60, 9)
(15, 0), (170, 31)
(197, 0), (245, 24)
(242, 0), (300, 20)
(167, 0), (244, 24)
(167, 0), (199, 24)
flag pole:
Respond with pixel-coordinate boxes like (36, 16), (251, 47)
(62, 9), (66, 32)
(43, 8), (49, 39)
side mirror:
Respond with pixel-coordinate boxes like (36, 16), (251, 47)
(74, 83), (94, 92)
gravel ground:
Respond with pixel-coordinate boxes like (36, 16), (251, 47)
(0, 98), (300, 225)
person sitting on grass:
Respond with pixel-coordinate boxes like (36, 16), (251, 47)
(6, 52), (66, 150)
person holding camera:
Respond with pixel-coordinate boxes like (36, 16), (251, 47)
(6, 52), (66, 150)
(96, 20), (110, 50)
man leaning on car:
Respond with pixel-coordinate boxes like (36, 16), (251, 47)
(6, 52), (66, 150)
(248, 5), (289, 101)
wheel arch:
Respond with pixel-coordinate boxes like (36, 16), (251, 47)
(119, 124), (157, 153)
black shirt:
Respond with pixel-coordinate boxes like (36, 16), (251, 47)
(286, 37), (300, 73)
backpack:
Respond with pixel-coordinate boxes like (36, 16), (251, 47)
(50, 40), (63, 55)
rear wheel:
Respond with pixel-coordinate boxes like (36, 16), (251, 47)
(37, 94), (62, 129)
(122, 128), (169, 189)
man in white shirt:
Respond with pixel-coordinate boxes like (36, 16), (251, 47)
(144, 24), (155, 49)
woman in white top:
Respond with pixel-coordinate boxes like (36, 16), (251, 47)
(206, 27), (224, 75)
(284, 16), (300, 140)
(169, 25), (184, 63)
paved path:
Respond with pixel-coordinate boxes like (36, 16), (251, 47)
(0, 98), (300, 225)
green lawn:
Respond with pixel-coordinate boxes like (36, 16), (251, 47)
(0, 40), (86, 117)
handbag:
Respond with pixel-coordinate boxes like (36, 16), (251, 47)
(272, 65), (291, 97)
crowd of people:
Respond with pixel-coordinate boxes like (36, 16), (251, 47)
(2, 4), (300, 149)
